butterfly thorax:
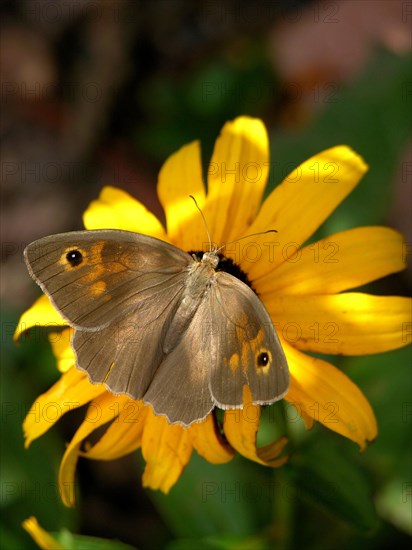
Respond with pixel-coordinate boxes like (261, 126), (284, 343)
(186, 251), (219, 295)
(163, 253), (217, 354)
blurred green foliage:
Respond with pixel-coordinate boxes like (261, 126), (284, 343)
(1, 312), (77, 549)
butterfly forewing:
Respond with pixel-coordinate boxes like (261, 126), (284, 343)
(24, 230), (192, 330)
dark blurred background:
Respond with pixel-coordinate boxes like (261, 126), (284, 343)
(1, 1), (411, 549)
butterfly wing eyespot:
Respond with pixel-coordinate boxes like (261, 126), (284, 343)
(65, 248), (84, 268)
(257, 350), (271, 368)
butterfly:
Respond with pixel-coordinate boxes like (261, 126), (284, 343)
(24, 228), (289, 426)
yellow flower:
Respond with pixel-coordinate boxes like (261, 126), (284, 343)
(16, 117), (410, 506)
(22, 517), (63, 550)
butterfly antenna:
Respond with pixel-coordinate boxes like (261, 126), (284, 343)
(215, 229), (278, 255)
(189, 195), (213, 252)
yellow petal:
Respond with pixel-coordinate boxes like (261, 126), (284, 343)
(14, 295), (66, 341)
(265, 293), (412, 355)
(204, 117), (269, 245)
(83, 185), (166, 238)
(244, 146), (368, 280)
(284, 343), (377, 449)
(49, 328), (75, 372)
(59, 393), (131, 507)
(258, 227), (407, 296)
(157, 141), (206, 250)
(189, 415), (234, 464)
(141, 410), (193, 493)
(223, 386), (288, 467)
(23, 368), (105, 448)
(22, 517), (63, 550)
(82, 400), (148, 460)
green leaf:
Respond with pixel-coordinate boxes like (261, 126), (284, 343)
(344, 347), (411, 471)
(56, 529), (136, 550)
(375, 477), (412, 536)
(167, 533), (272, 550)
(288, 436), (377, 531)
(144, 452), (279, 539)
(344, 347), (412, 534)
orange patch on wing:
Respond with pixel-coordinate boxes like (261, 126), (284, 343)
(229, 353), (239, 372)
(81, 242), (124, 296)
(89, 281), (107, 296)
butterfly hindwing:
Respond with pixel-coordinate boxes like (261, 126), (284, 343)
(143, 296), (215, 425)
(208, 272), (289, 409)
(72, 282), (185, 398)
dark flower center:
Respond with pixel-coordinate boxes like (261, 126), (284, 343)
(188, 251), (257, 293)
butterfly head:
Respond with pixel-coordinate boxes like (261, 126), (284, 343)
(201, 251), (219, 269)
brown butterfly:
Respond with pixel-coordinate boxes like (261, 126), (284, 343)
(24, 229), (289, 425)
